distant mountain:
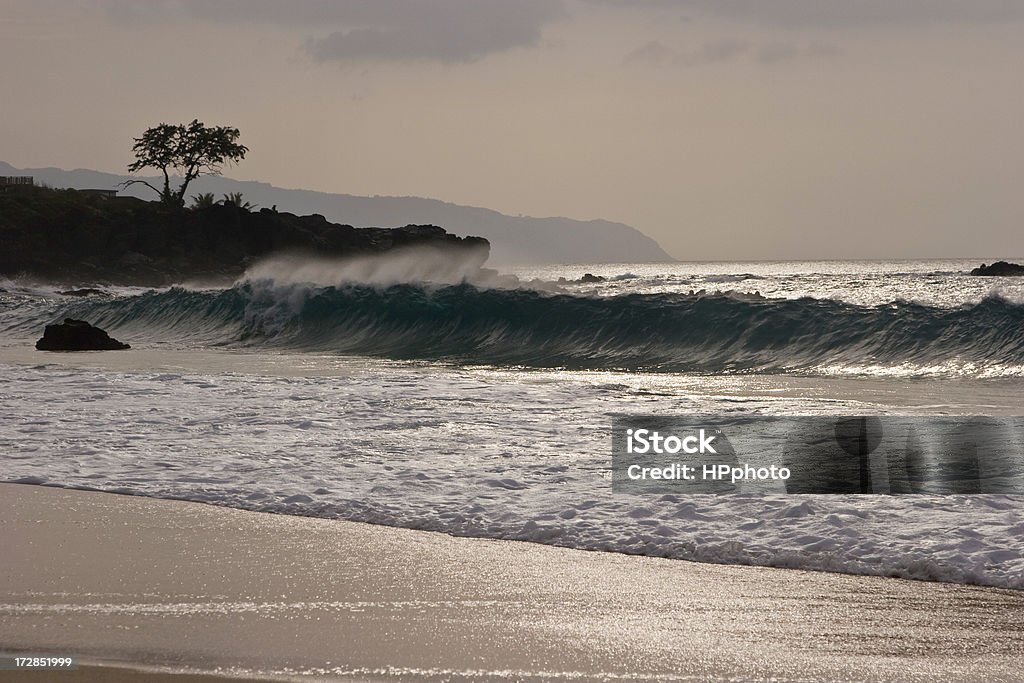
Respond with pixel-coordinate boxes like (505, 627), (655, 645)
(0, 162), (674, 264)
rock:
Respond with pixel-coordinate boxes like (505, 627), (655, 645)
(970, 261), (1024, 276)
(579, 273), (606, 283)
(58, 288), (107, 297)
(36, 318), (130, 351)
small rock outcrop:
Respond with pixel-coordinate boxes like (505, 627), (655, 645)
(579, 273), (606, 283)
(36, 318), (130, 351)
(970, 261), (1024, 276)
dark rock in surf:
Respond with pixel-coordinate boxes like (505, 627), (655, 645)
(579, 273), (606, 283)
(35, 318), (130, 351)
(970, 261), (1024, 276)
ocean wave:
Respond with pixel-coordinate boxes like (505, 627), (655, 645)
(700, 273), (764, 283)
(6, 282), (1024, 374)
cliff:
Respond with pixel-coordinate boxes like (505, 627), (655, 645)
(0, 186), (489, 286)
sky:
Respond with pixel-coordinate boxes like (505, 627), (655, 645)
(2, 0), (1023, 260)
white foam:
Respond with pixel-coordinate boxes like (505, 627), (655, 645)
(1, 357), (1021, 591)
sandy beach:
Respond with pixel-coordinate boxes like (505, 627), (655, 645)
(0, 484), (1021, 682)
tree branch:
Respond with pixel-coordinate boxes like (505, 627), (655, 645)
(119, 178), (164, 199)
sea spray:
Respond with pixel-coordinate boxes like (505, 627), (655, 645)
(239, 244), (504, 290)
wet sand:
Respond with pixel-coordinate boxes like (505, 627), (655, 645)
(0, 665), (262, 682)
(1, 483), (1022, 682)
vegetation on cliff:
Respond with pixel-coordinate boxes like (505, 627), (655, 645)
(124, 119), (248, 209)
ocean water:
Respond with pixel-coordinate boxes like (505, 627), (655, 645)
(2, 257), (1023, 590)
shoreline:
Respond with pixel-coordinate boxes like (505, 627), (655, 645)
(2, 483), (1023, 682)
(0, 664), (291, 683)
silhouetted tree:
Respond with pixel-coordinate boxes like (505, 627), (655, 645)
(124, 119), (248, 208)
(221, 192), (256, 210)
(189, 192), (216, 210)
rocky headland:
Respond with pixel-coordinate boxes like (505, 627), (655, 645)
(0, 186), (489, 286)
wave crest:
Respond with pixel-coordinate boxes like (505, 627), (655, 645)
(22, 282), (1024, 374)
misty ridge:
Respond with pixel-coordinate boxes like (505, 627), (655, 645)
(0, 161), (673, 265)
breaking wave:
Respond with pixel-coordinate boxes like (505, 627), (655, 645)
(5, 282), (1024, 374)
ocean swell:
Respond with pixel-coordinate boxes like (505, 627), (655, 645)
(6, 282), (1024, 375)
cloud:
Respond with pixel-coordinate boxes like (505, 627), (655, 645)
(88, 0), (362, 25)
(685, 39), (749, 65)
(78, 0), (565, 64)
(754, 42), (800, 64)
(624, 39), (839, 67)
(305, 3), (563, 64)
(593, 0), (1024, 27)
(623, 41), (675, 66)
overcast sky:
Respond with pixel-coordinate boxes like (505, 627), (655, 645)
(3, 0), (1023, 259)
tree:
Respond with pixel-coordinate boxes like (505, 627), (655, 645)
(124, 119), (248, 208)
(189, 192), (216, 210)
(221, 192), (256, 210)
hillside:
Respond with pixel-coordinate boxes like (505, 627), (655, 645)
(1, 162), (674, 264)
